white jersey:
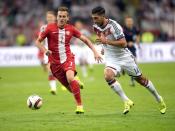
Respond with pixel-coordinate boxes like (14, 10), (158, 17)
(93, 19), (132, 62)
(40, 25), (48, 49)
(93, 19), (141, 77)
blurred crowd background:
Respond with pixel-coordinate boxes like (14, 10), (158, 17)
(0, 0), (175, 46)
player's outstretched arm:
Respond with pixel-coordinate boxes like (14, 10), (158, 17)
(79, 35), (102, 63)
(35, 38), (51, 56)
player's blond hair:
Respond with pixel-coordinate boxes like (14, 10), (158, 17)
(58, 6), (69, 13)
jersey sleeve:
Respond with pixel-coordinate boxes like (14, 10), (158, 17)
(110, 22), (125, 40)
(38, 25), (49, 42)
(72, 26), (81, 38)
(39, 25), (46, 32)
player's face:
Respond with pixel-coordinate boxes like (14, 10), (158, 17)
(125, 18), (133, 28)
(46, 14), (56, 24)
(57, 11), (69, 27)
(75, 21), (83, 30)
(91, 14), (104, 27)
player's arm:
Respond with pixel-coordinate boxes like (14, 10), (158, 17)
(96, 33), (127, 47)
(79, 35), (102, 63)
(72, 26), (102, 62)
(35, 38), (51, 56)
(35, 27), (51, 56)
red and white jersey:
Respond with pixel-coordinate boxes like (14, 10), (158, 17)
(38, 23), (81, 64)
(39, 25), (48, 49)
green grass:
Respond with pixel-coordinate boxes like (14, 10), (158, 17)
(0, 63), (175, 131)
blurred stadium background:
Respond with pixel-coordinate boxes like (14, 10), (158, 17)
(0, 0), (175, 131)
(0, 0), (175, 46)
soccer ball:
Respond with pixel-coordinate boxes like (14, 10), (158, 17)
(27, 95), (42, 110)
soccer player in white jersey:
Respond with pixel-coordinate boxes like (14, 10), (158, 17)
(38, 11), (57, 94)
(91, 6), (166, 114)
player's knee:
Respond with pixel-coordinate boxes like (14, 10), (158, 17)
(104, 69), (115, 83)
(67, 75), (74, 83)
(66, 70), (75, 83)
(134, 75), (149, 87)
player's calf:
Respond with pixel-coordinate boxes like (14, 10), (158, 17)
(134, 75), (148, 87)
(48, 72), (57, 94)
(134, 75), (166, 113)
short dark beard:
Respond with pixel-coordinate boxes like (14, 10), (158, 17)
(98, 22), (104, 27)
(100, 19), (108, 28)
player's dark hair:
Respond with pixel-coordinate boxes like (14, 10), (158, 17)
(92, 6), (105, 16)
(58, 6), (69, 13)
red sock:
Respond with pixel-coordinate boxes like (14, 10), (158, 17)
(70, 80), (82, 106)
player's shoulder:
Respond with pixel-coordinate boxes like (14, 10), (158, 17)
(65, 24), (75, 29)
(108, 19), (123, 32)
(46, 23), (57, 28)
(109, 19), (121, 28)
(40, 24), (47, 32)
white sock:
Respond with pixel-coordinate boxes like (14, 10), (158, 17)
(81, 66), (88, 78)
(111, 81), (129, 102)
(49, 80), (57, 91)
(146, 80), (161, 102)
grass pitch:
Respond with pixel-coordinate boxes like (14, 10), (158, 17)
(0, 63), (175, 131)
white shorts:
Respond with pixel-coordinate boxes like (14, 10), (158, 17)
(105, 56), (142, 77)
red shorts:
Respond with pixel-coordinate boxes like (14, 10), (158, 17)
(50, 56), (76, 87)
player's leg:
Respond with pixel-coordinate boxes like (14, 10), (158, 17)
(75, 75), (84, 89)
(87, 58), (94, 81)
(43, 51), (57, 94)
(124, 59), (166, 114)
(38, 49), (47, 72)
(66, 70), (84, 114)
(80, 58), (88, 78)
(46, 63), (57, 94)
(104, 67), (134, 114)
(134, 75), (166, 114)
(129, 50), (137, 87)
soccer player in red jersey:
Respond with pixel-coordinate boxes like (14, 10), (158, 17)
(38, 11), (58, 94)
(35, 6), (102, 114)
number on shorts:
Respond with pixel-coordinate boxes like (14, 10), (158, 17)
(134, 67), (140, 75)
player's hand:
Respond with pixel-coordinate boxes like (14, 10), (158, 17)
(95, 33), (107, 44)
(128, 42), (134, 47)
(94, 51), (103, 63)
(45, 50), (52, 56)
